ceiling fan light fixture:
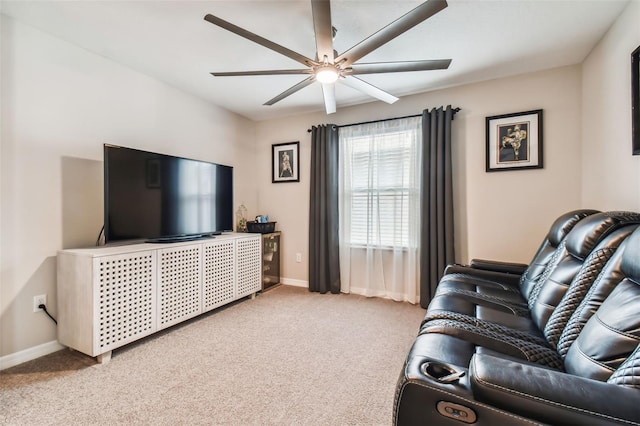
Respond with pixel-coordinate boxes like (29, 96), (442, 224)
(205, 0), (452, 111)
(315, 66), (339, 84)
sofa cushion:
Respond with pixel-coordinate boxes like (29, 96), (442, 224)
(542, 225), (637, 348)
(564, 277), (640, 381)
(528, 213), (640, 331)
(553, 228), (635, 356)
(519, 209), (599, 298)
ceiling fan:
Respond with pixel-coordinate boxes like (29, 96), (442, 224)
(204, 0), (451, 114)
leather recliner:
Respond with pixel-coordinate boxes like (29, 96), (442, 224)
(394, 211), (640, 425)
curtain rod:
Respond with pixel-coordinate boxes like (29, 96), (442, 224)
(307, 107), (460, 132)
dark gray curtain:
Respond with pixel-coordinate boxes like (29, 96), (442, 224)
(309, 124), (341, 294)
(420, 106), (455, 308)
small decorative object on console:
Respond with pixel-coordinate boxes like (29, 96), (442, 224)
(247, 218), (276, 234)
(236, 203), (248, 232)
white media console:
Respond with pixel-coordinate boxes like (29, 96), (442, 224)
(57, 233), (262, 363)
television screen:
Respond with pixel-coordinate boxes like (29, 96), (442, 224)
(104, 144), (233, 243)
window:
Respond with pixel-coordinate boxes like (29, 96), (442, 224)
(339, 117), (422, 248)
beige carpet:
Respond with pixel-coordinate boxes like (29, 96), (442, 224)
(0, 285), (424, 425)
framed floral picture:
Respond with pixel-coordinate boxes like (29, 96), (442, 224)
(486, 109), (543, 172)
(272, 141), (300, 183)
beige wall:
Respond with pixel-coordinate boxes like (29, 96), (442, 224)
(258, 0), (640, 287)
(3, 0), (638, 365)
(581, 0), (640, 210)
(257, 65), (584, 285)
(0, 16), (258, 360)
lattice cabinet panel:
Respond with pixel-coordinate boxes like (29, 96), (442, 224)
(158, 245), (202, 329)
(203, 239), (236, 312)
(57, 234), (261, 362)
(236, 236), (262, 297)
(94, 251), (156, 354)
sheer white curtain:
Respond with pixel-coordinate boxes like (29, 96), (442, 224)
(338, 117), (422, 303)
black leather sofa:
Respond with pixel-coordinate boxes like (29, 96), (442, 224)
(394, 210), (640, 425)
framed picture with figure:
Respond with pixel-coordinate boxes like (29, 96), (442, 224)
(486, 109), (543, 172)
(272, 141), (300, 183)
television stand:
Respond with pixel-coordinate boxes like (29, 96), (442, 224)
(57, 233), (261, 363)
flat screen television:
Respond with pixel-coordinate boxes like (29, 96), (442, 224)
(104, 144), (233, 243)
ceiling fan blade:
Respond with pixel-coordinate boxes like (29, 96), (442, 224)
(264, 76), (316, 106)
(311, 0), (334, 63)
(321, 83), (337, 114)
(335, 0), (448, 68)
(204, 14), (317, 67)
(212, 69), (312, 77)
(340, 76), (399, 104)
(348, 59), (451, 75)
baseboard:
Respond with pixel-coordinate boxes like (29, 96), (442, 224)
(0, 340), (65, 371)
(280, 277), (308, 288)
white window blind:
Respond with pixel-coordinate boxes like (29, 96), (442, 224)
(339, 117), (422, 248)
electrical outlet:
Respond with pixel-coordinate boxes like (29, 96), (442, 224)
(33, 294), (46, 313)
(296, 253), (302, 263)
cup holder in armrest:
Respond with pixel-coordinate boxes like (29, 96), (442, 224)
(421, 361), (466, 384)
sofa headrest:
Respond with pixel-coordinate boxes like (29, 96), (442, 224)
(547, 209), (600, 246)
(621, 227), (640, 283)
(565, 211), (640, 260)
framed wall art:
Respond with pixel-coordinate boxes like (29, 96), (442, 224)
(272, 141), (300, 183)
(632, 45), (639, 155)
(486, 109), (543, 172)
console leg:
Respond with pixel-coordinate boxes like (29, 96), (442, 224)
(96, 351), (112, 364)
(250, 293), (256, 300)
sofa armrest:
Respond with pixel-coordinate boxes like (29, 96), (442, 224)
(442, 264), (522, 290)
(469, 259), (528, 275)
(470, 353), (640, 425)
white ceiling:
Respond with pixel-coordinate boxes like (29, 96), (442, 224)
(0, 0), (629, 121)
